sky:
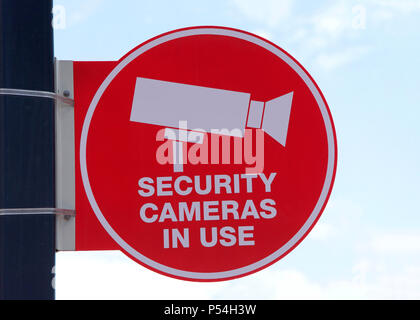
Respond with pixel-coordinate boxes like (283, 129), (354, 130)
(53, 0), (420, 299)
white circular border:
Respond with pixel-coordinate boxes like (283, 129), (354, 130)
(80, 27), (337, 280)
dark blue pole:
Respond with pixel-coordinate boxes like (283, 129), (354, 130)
(0, 0), (55, 300)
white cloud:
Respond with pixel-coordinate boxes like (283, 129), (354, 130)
(67, 0), (104, 27)
(311, 2), (351, 39)
(231, 0), (420, 71)
(56, 251), (226, 300)
(371, 9), (394, 22)
(370, 232), (420, 254)
(316, 46), (371, 70)
(271, 269), (324, 299)
(231, 0), (293, 27)
(307, 221), (336, 240)
(369, 0), (420, 25)
(372, 0), (420, 13)
(289, 1), (370, 69)
(251, 29), (274, 41)
(211, 260), (420, 299)
(290, 28), (308, 41)
(56, 222), (420, 300)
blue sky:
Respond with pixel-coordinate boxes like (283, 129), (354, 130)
(54, 0), (420, 299)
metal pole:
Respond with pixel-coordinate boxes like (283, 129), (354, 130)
(0, 0), (55, 300)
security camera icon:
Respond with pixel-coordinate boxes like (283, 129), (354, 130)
(130, 77), (293, 172)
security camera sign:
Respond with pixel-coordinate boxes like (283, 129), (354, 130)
(74, 26), (337, 281)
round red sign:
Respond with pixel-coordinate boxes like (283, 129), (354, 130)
(80, 26), (337, 281)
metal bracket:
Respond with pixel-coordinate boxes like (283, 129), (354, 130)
(1, 62), (76, 251)
(1, 61), (77, 251)
(55, 60), (76, 251)
(0, 208), (75, 217)
(0, 87), (74, 106)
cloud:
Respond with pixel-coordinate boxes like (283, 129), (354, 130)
(231, 0), (420, 71)
(371, 9), (394, 23)
(56, 251), (226, 300)
(238, 1), (371, 71)
(311, 2), (352, 39)
(67, 0), (104, 27)
(315, 46), (371, 70)
(251, 29), (275, 41)
(307, 221), (336, 240)
(370, 232), (420, 254)
(369, 0), (420, 25)
(210, 260), (420, 299)
(372, 0), (420, 13)
(231, 0), (293, 27)
(55, 226), (420, 299)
